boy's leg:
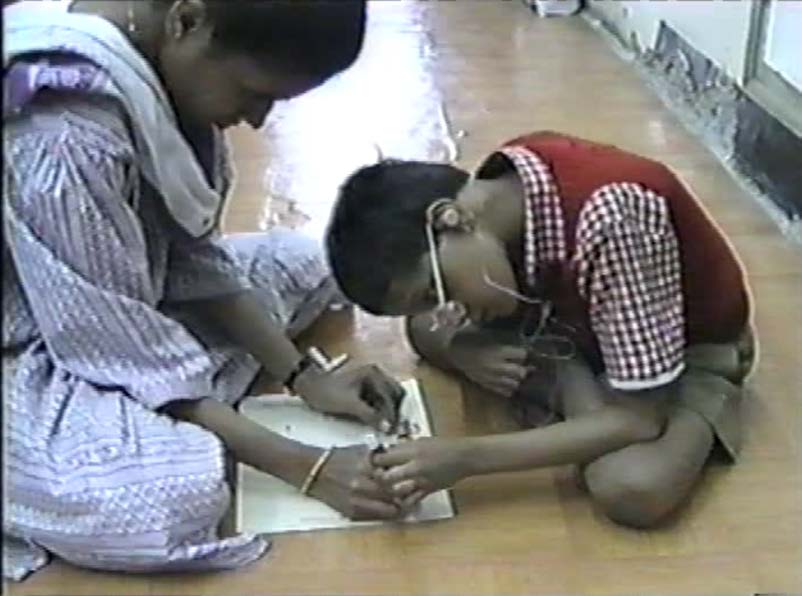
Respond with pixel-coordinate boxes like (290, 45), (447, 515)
(582, 405), (714, 528)
(560, 348), (747, 529)
(555, 358), (707, 528)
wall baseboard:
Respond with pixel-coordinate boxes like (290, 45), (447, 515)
(584, 8), (802, 243)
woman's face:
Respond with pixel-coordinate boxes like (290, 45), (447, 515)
(157, 9), (322, 129)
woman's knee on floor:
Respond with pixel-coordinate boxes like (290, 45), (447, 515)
(225, 229), (332, 294)
(223, 229), (343, 335)
(35, 466), (230, 572)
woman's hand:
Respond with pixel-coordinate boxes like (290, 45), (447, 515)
(449, 335), (530, 397)
(309, 445), (402, 521)
(371, 437), (472, 509)
(295, 364), (405, 431)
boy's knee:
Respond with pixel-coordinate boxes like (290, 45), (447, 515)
(585, 460), (672, 529)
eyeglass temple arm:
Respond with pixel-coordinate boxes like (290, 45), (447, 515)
(425, 222), (448, 307)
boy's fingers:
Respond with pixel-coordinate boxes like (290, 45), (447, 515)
(401, 489), (427, 510)
(500, 346), (528, 363)
(351, 476), (389, 499)
(391, 479), (418, 498)
(496, 363), (528, 382)
(490, 381), (517, 397)
(351, 497), (401, 520)
(371, 446), (411, 468)
(378, 461), (418, 484)
(482, 373), (521, 397)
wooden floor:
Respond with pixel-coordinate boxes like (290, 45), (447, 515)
(8, 3), (801, 595)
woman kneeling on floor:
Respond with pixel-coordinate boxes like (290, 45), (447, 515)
(3, 0), (405, 581)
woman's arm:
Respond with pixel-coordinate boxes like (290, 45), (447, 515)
(167, 398), (401, 520)
(4, 97), (228, 410)
(194, 291), (304, 389)
(191, 289), (403, 429)
(166, 397), (318, 487)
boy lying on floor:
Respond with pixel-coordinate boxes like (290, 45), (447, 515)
(325, 131), (755, 528)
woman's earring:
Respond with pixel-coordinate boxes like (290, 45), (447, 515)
(127, 2), (137, 34)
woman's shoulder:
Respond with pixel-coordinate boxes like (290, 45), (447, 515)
(4, 89), (138, 209)
(5, 57), (134, 159)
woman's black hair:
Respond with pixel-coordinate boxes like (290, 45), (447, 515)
(202, 0), (367, 80)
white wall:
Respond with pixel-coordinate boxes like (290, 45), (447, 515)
(589, 0), (755, 83)
(764, 1), (802, 92)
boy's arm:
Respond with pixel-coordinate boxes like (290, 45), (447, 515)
(406, 314), (529, 397)
(375, 358), (670, 492)
(405, 313), (462, 371)
(465, 405), (662, 476)
(167, 398), (401, 520)
(376, 401), (666, 493)
(467, 358), (669, 473)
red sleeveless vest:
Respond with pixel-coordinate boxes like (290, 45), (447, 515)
(502, 131), (750, 348)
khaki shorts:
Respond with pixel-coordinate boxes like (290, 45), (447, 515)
(676, 328), (756, 462)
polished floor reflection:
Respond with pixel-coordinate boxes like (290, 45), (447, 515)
(11, 2), (801, 595)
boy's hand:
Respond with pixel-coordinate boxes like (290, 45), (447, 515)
(310, 445), (402, 520)
(295, 364), (404, 431)
(449, 337), (529, 397)
(372, 437), (471, 509)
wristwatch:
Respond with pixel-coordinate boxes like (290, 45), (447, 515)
(284, 347), (349, 393)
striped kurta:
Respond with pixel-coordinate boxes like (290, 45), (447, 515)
(3, 61), (336, 580)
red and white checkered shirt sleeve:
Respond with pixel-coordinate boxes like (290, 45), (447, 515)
(574, 183), (686, 390)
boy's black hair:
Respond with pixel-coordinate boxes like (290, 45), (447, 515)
(326, 159), (470, 313)
(198, 1), (367, 80)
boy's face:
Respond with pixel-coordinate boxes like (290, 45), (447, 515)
(383, 226), (521, 325)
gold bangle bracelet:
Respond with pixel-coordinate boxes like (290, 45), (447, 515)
(300, 447), (335, 495)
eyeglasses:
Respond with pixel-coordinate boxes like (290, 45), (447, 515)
(517, 300), (577, 360)
(425, 200), (469, 332)
(424, 200), (576, 360)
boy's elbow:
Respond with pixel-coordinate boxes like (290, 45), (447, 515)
(631, 414), (664, 443)
(405, 314), (441, 360)
(610, 384), (672, 443)
(405, 315), (425, 349)
(615, 406), (665, 444)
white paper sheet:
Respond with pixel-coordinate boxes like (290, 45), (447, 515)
(236, 379), (455, 534)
